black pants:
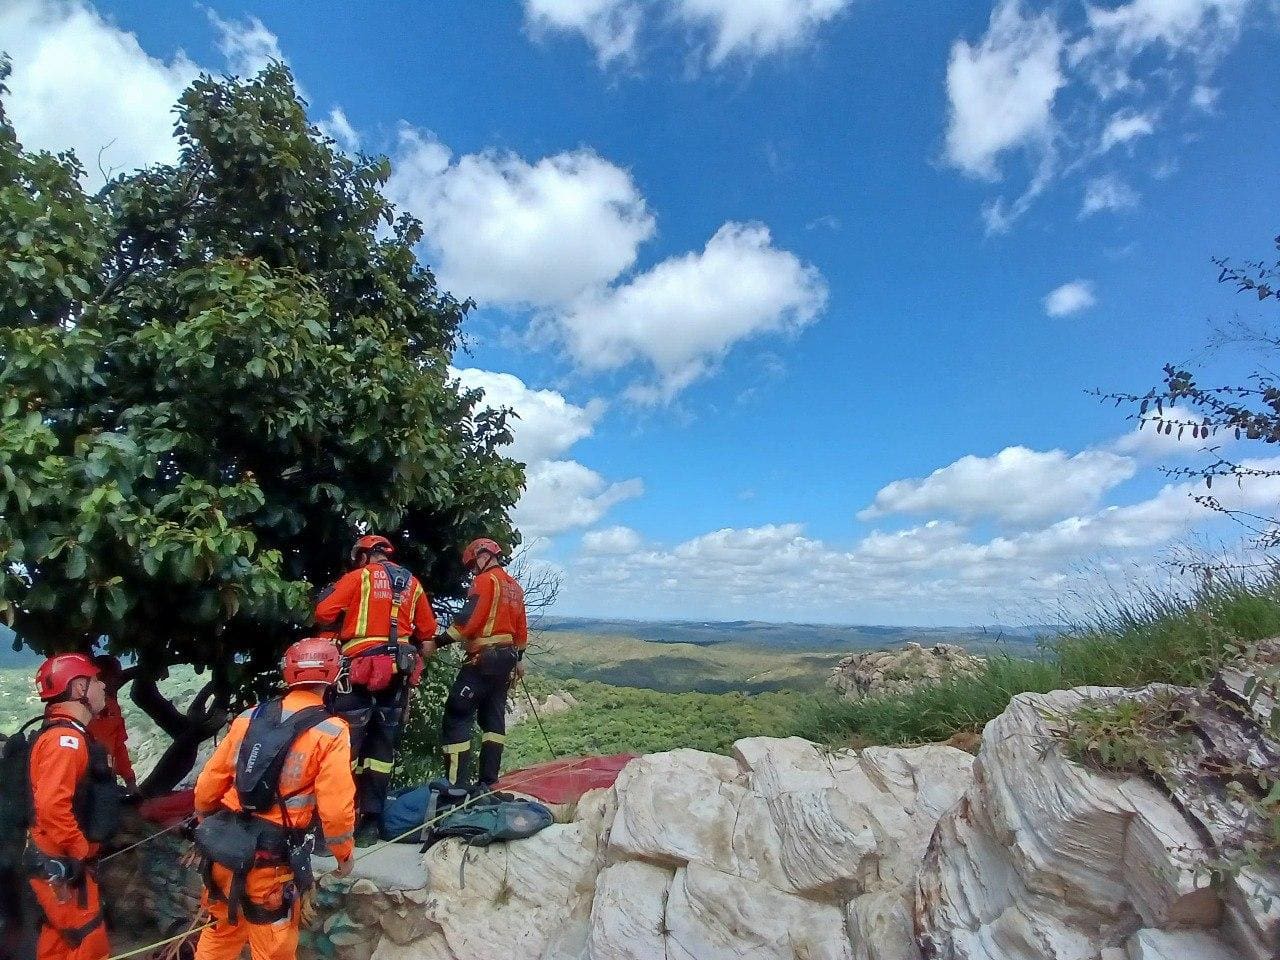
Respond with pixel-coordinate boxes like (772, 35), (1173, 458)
(332, 682), (407, 818)
(440, 647), (518, 787)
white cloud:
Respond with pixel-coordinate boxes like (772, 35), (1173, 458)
(670, 0), (853, 67)
(318, 107), (360, 153)
(1044, 280), (1097, 316)
(524, 0), (641, 66)
(520, 0), (852, 70)
(206, 11), (282, 77)
(387, 126), (655, 308)
(1081, 173), (1140, 217)
(1100, 110), (1156, 152)
(1110, 407), (1223, 459)
(943, 0), (1065, 179)
(452, 367), (605, 465)
(557, 221), (827, 401)
(514, 461), (644, 539)
(946, 0), (1263, 229)
(582, 525), (644, 554)
(858, 446), (1136, 525)
(565, 459), (1280, 621)
(0, 0), (198, 176)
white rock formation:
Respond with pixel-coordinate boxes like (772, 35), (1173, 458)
(915, 685), (1279, 960)
(829, 643), (985, 699)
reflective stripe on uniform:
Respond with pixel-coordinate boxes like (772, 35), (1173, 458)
(360, 757), (394, 775)
(355, 568), (373, 636)
(473, 633), (514, 649)
(316, 719), (346, 737)
(443, 741), (469, 782)
(481, 731), (506, 744)
(325, 830), (354, 847)
(340, 635), (392, 656)
(483, 575), (502, 636)
(283, 793), (315, 810)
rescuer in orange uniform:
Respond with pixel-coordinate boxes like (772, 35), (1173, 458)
(314, 535), (437, 843)
(26, 653), (119, 960)
(436, 538), (528, 790)
(85, 655), (138, 794)
(192, 638), (355, 960)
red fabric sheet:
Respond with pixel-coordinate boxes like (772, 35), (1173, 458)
(496, 754), (636, 805)
(137, 789), (195, 826)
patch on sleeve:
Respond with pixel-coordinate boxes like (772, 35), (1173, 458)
(59, 735), (80, 749)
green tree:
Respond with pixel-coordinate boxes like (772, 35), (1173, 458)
(0, 60), (524, 791)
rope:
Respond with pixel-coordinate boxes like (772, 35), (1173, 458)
(105, 915), (214, 960)
(519, 675), (559, 761)
(99, 815), (193, 863)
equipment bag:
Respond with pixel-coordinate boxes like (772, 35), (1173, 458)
(0, 718), (42, 871)
(235, 699), (328, 812)
(426, 799), (554, 850)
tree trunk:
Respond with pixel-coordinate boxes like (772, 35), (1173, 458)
(131, 677), (229, 797)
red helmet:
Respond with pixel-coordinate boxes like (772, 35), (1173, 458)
(351, 534), (394, 565)
(462, 538), (503, 569)
(283, 638), (341, 688)
(36, 653), (100, 702)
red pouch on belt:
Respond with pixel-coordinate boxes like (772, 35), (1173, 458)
(349, 653), (396, 692)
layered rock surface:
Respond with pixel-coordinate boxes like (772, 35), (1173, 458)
(829, 643), (985, 699)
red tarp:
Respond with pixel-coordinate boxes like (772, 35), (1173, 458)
(496, 754), (636, 805)
(137, 789), (195, 826)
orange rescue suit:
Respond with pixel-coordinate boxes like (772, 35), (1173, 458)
(27, 705), (110, 960)
(86, 695), (135, 787)
(313, 562), (438, 656)
(192, 689), (355, 960)
(444, 566), (528, 658)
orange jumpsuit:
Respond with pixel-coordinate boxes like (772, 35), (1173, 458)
(192, 689), (355, 960)
(315, 561), (437, 820)
(439, 566), (529, 785)
(27, 706), (110, 960)
(86, 696), (135, 788)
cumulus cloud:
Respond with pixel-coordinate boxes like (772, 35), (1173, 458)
(567, 460), (1280, 621)
(453, 367), (605, 465)
(1099, 110), (1156, 152)
(858, 446), (1136, 526)
(387, 126), (655, 308)
(1080, 173), (1140, 217)
(318, 107), (360, 153)
(558, 221), (827, 401)
(944, 0), (1065, 180)
(514, 461), (644, 539)
(1110, 407), (1225, 460)
(1044, 280), (1096, 316)
(582, 525), (644, 554)
(0, 0), (198, 176)
(945, 0), (1264, 230)
(206, 10), (283, 77)
(524, 0), (642, 66)
(521, 0), (853, 69)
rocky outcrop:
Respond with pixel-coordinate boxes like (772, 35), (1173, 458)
(829, 643), (985, 699)
(915, 682), (1280, 960)
(506, 690), (579, 728)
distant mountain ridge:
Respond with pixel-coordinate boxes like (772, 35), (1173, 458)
(536, 616), (1053, 653)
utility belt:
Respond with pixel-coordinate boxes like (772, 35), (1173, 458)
(24, 844), (106, 947)
(193, 809), (315, 925)
(463, 633), (517, 665)
(338, 638), (424, 693)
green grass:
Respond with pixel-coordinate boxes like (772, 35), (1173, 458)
(526, 630), (842, 693)
(795, 571), (1280, 749)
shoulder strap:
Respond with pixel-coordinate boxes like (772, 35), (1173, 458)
(235, 699), (330, 813)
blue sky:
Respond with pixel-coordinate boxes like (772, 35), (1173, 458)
(4, 0), (1279, 625)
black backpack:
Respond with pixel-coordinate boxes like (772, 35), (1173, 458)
(0, 718), (43, 872)
(234, 699), (329, 813)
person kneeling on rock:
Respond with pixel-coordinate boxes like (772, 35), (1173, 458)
(191, 638), (355, 960)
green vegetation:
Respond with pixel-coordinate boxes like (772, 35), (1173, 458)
(796, 572), (1280, 748)
(527, 630), (841, 694)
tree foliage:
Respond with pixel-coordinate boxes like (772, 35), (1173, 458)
(0, 62), (524, 743)
(1104, 233), (1280, 547)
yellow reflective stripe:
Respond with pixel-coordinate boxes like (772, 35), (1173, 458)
(442, 742), (470, 754)
(446, 625), (464, 643)
(363, 758), (394, 774)
(341, 636), (391, 655)
(410, 583), (423, 617)
(481, 732), (506, 744)
(482, 574), (502, 637)
(443, 741), (469, 783)
(355, 569), (372, 636)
